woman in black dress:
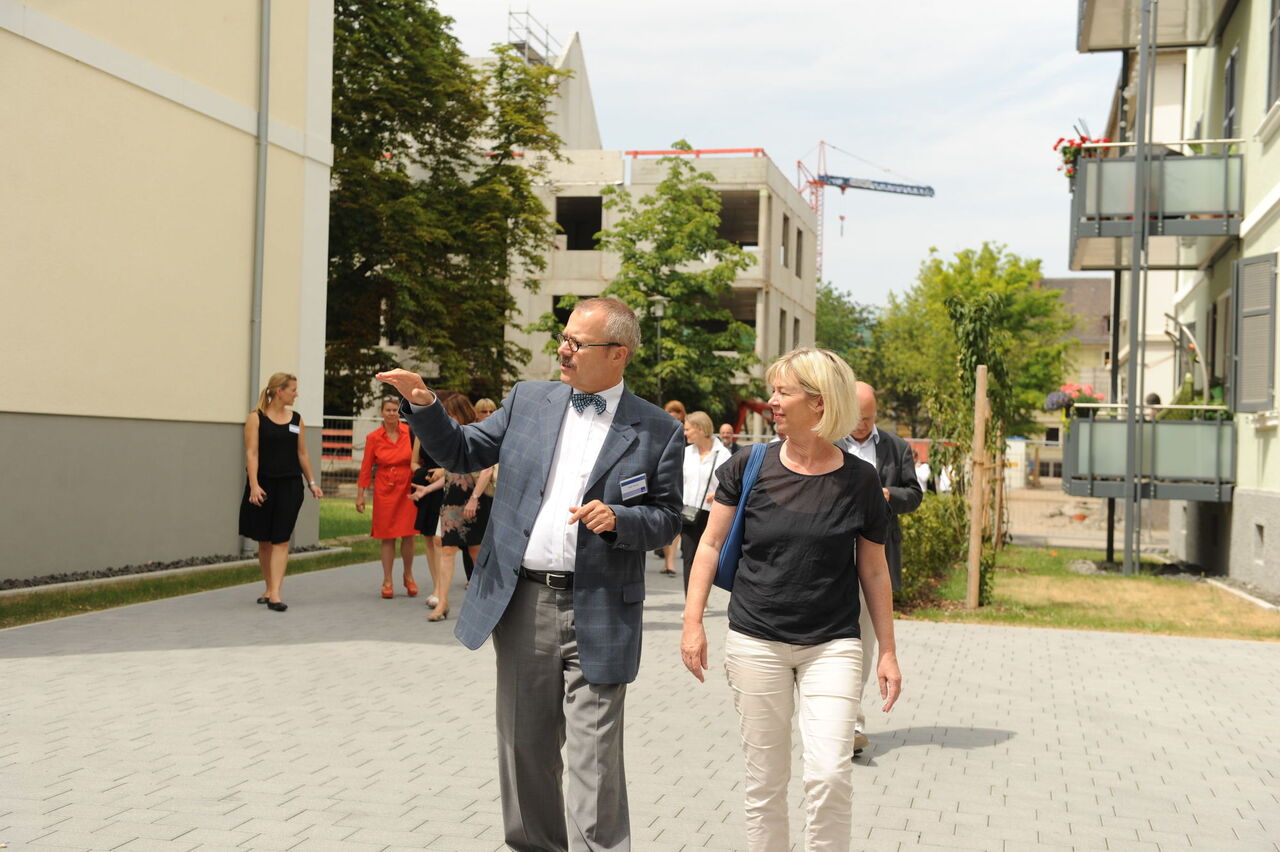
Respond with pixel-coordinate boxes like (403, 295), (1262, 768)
(410, 394), (492, 622)
(411, 438), (446, 607)
(239, 372), (323, 612)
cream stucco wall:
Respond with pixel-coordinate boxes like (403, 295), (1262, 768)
(0, 0), (332, 581)
(0, 0), (332, 426)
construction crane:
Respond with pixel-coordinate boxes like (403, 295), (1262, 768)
(797, 140), (935, 280)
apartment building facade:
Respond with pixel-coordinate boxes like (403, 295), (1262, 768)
(0, 1), (333, 582)
(1069, 0), (1279, 593)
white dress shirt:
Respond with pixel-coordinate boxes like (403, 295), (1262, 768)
(522, 380), (626, 574)
(681, 442), (732, 507)
(840, 425), (880, 470)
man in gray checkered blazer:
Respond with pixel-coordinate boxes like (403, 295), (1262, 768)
(378, 298), (683, 852)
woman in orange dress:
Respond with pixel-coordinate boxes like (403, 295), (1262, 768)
(356, 398), (420, 599)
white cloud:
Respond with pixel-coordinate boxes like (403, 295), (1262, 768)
(440, 0), (1121, 304)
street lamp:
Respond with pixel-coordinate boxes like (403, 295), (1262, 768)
(650, 295), (668, 403)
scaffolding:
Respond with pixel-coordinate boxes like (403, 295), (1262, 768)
(507, 9), (561, 66)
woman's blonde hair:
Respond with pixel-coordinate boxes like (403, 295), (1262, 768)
(256, 372), (297, 413)
(685, 410), (714, 439)
(764, 348), (858, 442)
(474, 397), (497, 414)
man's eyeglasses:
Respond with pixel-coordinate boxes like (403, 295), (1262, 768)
(554, 333), (622, 354)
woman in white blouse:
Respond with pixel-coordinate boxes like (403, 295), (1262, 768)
(677, 410), (732, 591)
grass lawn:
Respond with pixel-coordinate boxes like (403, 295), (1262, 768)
(0, 539), (384, 631)
(906, 545), (1280, 642)
(320, 497), (371, 539)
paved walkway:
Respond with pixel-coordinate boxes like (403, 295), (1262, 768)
(2, 556), (1278, 851)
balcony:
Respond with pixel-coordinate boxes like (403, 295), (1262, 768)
(1069, 149), (1242, 271)
(1077, 0), (1234, 52)
(1061, 406), (1234, 501)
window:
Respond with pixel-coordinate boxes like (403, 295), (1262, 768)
(779, 309), (788, 355)
(716, 191), (760, 248)
(1270, 1), (1280, 110)
(1232, 253), (1277, 411)
(555, 197), (602, 250)
(795, 229), (804, 276)
(793, 317), (801, 348)
(1045, 427), (1061, 443)
(780, 214), (790, 269)
(1224, 47), (1239, 138)
(1102, 350), (1111, 366)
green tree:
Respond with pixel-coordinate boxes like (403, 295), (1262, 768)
(815, 282), (880, 382)
(534, 142), (758, 414)
(327, 1), (564, 414)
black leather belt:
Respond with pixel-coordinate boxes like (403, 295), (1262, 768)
(518, 567), (574, 590)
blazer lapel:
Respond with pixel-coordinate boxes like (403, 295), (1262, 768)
(533, 384), (571, 486)
(585, 391), (639, 492)
(875, 435), (893, 486)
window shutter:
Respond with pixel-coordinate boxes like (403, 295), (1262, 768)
(1233, 254), (1277, 412)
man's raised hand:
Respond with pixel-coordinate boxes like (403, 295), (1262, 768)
(375, 369), (435, 406)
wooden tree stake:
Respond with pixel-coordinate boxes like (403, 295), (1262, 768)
(966, 366), (989, 609)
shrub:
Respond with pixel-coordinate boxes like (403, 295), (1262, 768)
(896, 493), (968, 608)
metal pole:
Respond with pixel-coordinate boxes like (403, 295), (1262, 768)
(1107, 268), (1121, 564)
(249, 0), (271, 410)
(1124, 0), (1156, 575)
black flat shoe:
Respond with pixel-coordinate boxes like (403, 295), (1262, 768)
(256, 596), (269, 605)
(267, 601), (288, 612)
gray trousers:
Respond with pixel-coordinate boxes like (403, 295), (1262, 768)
(491, 577), (630, 852)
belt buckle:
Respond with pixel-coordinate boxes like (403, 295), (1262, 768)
(546, 572), (570, 591)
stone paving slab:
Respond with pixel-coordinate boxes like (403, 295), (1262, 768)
(1, 555), (1278, 851)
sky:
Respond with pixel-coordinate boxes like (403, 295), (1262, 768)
(440, 0), (1121, 307)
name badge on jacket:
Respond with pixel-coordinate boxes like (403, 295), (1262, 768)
(619, 473), (648, 501)
(289, 423), (301, 434)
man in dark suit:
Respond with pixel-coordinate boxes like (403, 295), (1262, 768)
(377, 297), (683, 852)
(839, 381), (922, 755)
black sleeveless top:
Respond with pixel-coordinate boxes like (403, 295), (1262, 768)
(256, 410), (302, 478)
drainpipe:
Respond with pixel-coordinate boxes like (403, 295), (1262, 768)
(249, 0), (271, 409)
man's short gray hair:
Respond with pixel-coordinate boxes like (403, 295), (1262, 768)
(574, 297), (641, 364)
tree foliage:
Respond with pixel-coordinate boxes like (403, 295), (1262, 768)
(815, 283), (880, 383)
(326, 1), (565, 414)
(533, 142), (758, 415)
(874, 243), (1075, 482)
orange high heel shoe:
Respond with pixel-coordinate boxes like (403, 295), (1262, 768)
(404, 578), (419, 597)
(381, 583), (394, 599)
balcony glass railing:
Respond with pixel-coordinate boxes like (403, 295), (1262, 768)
(1069, 147), (1242, 271)
(1062, 405), (1234, 501)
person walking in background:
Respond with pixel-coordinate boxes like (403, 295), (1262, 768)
(356, 398), (420, 600)
(411, 438), (446, 607)
(475, 398), (497, 420)
(659, 399), (687, 566)
(719, 422), (742, 455)
(678, 411), (731, 591)
(239, 372), (323, 613)
(379, 297), (683, 852)
(681, 349), (902, 851)
(838, 381), (921, 756)
(410, 393), (493, 622)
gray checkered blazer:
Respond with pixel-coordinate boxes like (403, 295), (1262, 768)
(402, 381), (684, 684)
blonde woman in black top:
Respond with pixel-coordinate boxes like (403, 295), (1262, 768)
(240, 372), (323, 612)
(680, 349), (902, 851)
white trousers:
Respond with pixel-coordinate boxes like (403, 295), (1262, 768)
(724, 629), (863, 852)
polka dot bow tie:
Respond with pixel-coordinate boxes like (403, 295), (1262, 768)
(570, 392), (606, 415)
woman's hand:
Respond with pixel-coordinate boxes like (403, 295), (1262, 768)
(680, 622), (709, 683)
(309, 483), (324, 499)
(355, 496), (366, 514)
(409, 484), (428, 502)
(877, 649), (903, 712)
(249, 484), (267, 506)
(428, 467), (444, 482)
(463, 496), (479, 520)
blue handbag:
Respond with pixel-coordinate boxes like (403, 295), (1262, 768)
(714, 442), (767, 591)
